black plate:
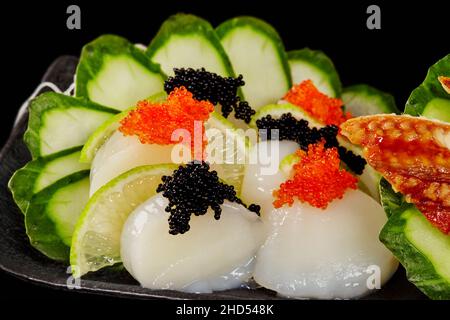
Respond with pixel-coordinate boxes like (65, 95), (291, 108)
(0, 56), (427, 300)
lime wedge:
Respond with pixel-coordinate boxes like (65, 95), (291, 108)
(249, 102), (324, 128)
(205, 112), (250, 194)
(338, 136), (381, 201)
(70, 163), (177, 277)
(79, 92), (168, 163)
(82, 89), (250, 194)
(86, 112), (250, 196)
(278, 152), (300, 176)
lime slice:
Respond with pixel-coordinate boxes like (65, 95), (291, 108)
(249, 102), (324, 128)
(82, 89), (250, 194)
(70, 163), (177, 277)
(79, 109), (131, 163)
(278, 152), (300, 176)
(337, 136), (381, 201)
(79, 92), (168, 163)
(205, 112), (250, 194)
(86, 112), (250, 196)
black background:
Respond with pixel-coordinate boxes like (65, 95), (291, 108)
(0, 0), (448, 302)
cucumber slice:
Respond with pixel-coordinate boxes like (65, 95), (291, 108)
(146, 14), (234, 77)
(24, 92), (118, 158)
(25, 171), (90, 261)
(8, 147), (88, 213)
(380, 205), (450, 299)
(76, 35), (165, 110)
(216, 17), (291, 110)
(379, 177), (405, 218)
(287, 49), (342, 97)
(405, 54), (450, 120)
(378, 55), (450, 299)
(342, 84), (399, 116)
(422, 98), (450, 122)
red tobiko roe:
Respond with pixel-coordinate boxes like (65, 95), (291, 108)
(273, 141), (358, 209)
(284, 80), (352, 126)
(119, 87), (214, 160)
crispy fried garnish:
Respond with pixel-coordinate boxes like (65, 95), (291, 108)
(341, 114), (450, 234)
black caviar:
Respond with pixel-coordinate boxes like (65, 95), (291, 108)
(157, 161), (260, 235)
(164, 68), (256, 123)
(256, 113), (366, 174)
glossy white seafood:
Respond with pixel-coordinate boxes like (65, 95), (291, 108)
(120, 194), (265, 293)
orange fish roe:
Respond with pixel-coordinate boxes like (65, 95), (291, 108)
(284, 80), (351, 126)
(119, 87), (214, 159)
(273, 142), (358, 209)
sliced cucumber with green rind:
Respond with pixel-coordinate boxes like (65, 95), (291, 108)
(24, 92), (118, 158)
(25, 171), (90, 261)
(342, 84), (399, 116)
(422, 98), (450, 122)
(405, 54), (450, 121)
(379, 177), (405, 218)
(287, 49), (342, 97)
(380, 205), (450, 299)
(379, 54), (450, 300)
(8, 146), (88, 214)
(216, 16), (291, 110)
(76, 34), (165, 110)
(147, 14), (234, 77)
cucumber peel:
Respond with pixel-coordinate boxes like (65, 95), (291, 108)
(379, 178), (405, 218)
(216, 16), (291, 109)
(380, 205), (450, 299)
(24, 92), (118, 158)
(25, 171), (90, 261)
(76, 34), (165, 110)
(8, 147), (88, 214)
(379, 54), (450, 299)
(288, 48), (342, 98)
(405, 54), (450, 120)
(342, 84), (399, 116)
(147, 14), (234, 77)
